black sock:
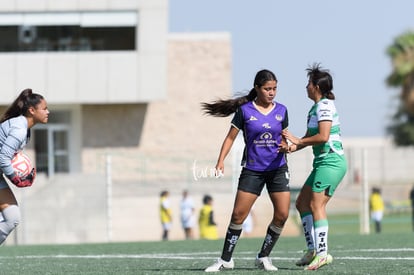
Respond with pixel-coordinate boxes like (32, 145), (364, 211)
(375, 221), (381, 233)
(162, 230), (168, 240)
(258, 224), (282, 258)
(221, 223), (243, 261)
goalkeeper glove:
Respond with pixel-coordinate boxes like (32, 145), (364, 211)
(6, 168), (36, 188)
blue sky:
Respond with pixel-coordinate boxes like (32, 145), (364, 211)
(169, 0), (414, 137)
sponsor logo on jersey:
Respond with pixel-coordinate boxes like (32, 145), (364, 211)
(260, 132), (273, 140)
(320, 111), (331, 119)
(253, 132), (277, 147)
(249, 116), (257, 121)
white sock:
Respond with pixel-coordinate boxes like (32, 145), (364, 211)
(314, 220), (329, 256)
(0, 205), (20, 245)
(301, 213), (315, 251)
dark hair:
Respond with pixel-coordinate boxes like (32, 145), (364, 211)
(203, 194), (213, 204)
(307, 63), (335, 100)
(372, 187), (381, 194)
(160, 190), (169, 197)
(0, 88), (44, 123)
(201, 69), (277, 117)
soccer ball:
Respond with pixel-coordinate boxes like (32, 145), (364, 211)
(11, 152), (33, 178)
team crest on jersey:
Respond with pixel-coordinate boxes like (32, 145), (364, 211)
(249, 116), (258, 121)
(262, 122), (271, 129)
(275, 114), (283, 121)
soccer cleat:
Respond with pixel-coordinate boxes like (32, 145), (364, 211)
(295, 249), (316, 266)
(204, 258), (234, 272)
(304, 254), (333, 270)
(255, 256), (278, 271)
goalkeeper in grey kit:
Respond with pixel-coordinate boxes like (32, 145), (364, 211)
(0, 89), (49, 244)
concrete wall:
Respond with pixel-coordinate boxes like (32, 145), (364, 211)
(81, 32), (234, 174)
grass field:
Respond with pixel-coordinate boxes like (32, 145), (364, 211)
(322, 211), (413, 235)
(0, 229), (413, 274)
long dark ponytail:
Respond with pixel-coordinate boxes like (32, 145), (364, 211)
(201, 69), (277, 117)
(1, 88), (44, 123)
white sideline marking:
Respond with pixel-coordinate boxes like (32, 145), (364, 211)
(0, 248), (412, 261)
(0, 255), (413, 261)
(347, 248), (414, 252)
(339, 257), (414, 260)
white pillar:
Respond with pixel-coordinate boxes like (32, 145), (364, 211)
(360, 148), (370, 234)
(106, 154), (113, 242)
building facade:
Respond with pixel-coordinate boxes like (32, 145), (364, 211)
(0, 1), (234, 244)
(0, 0), (168, 177)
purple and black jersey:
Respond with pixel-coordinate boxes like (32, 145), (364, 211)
(231, 101), (288, 172)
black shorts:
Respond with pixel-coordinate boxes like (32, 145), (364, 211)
(237, 165), (290, 196)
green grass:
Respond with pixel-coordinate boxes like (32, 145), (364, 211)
(0, 231), (413, 274)
(327, 211), (413, 235)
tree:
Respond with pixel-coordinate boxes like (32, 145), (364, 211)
(386, 31), (414, 145)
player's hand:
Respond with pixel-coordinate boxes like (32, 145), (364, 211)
(214, 165), (224, 178)
(282, 130), (300, 145)
(24, 168), (36, 183)
(278, 143), (289, 153)
(7, 171), (34, 188)
(215, 169), (224, 178)
(288, 144), (298, 153)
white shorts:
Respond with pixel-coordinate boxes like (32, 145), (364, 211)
(371, 211), (383, 222)
(162, 222), (172, 230)
(181, 216), (195, 229)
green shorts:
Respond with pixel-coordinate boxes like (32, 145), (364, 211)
(305, 153), (347, 196)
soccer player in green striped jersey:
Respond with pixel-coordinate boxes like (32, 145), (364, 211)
(283, 64), (347, 270)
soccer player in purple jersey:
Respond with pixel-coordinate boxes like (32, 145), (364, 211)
(202, 69), (290, 272)
(0, 89), (49, 244)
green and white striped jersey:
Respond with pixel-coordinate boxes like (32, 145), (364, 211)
(307, 98), (344, 158)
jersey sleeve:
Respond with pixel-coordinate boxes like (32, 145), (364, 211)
(317, 100), (334, 122)
(282, 108), (289, 129)
(230, 107), (244, 130)
(0, 124), (27, 176)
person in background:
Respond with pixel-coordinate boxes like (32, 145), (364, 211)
(202, 69), (291, 272)
(198, 194), (218, 240)
(160, 190), (172, 241)
(410, 185), (414, 232)
(180, 189), (195, 240)
(283, 64), (347, 270)
(369, 187), (384, 233)
(0, 88), (48, 245)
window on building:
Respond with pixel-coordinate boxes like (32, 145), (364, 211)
(34, 111), (71, 176)
(0, 11), (137, 52)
